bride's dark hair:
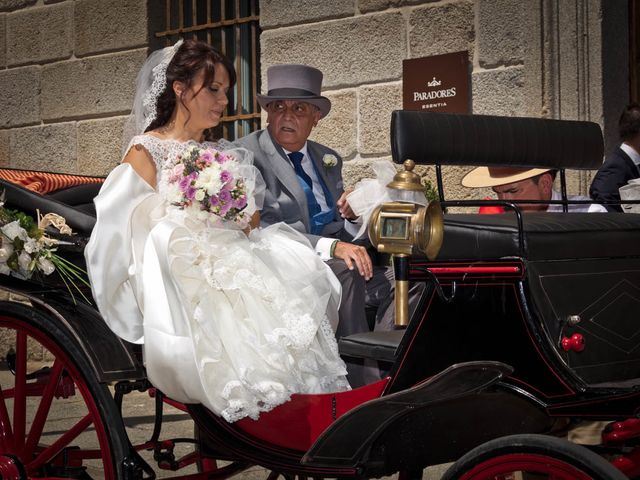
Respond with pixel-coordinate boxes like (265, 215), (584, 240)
(145, 39), (236, 139)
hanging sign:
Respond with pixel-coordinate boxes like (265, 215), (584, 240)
(403, 51), (470, 113)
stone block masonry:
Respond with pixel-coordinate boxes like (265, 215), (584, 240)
(75, 0), (148, 56)
(10, 123), (76, 173)
(41, 49), (148, 121)
(0, 0), (155, 177)
(6, 2), (73, 66)
(0, 66), (40, 128)
(77, 116), (128, 176)
(261, 11), (406, 89)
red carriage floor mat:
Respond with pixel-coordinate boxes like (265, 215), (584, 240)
(0, 169), (103, 195)
(234, 378), (390, 451)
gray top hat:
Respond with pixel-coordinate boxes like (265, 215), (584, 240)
(257, 64), (331, 118)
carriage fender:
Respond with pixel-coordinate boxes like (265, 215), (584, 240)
(301, 360), (513, 468)
(0, 285), (145, 383)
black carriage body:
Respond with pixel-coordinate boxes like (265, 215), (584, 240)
(322, 111), (640, 473)
(0, 278), (145, 384)
(391, 211), (640, 399)
(3, 111), (640, 479)
(0, 175), (145, 384)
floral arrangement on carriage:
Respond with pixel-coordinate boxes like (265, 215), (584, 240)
(0, 195), (91, 303)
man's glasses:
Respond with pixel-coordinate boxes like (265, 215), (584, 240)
(267, 101), (317, 117)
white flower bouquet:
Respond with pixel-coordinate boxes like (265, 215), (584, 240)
(164, 145), (251, 228)
(0, 199), (90, 303)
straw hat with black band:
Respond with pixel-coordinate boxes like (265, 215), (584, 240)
(257, 64), (331, 118)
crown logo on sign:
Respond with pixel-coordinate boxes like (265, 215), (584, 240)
(427, 76), (441, 87)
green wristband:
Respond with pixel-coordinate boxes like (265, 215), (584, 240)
(330, 239), (339, 258)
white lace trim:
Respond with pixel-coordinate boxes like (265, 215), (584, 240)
(125, 135), (219, 176)
(141, 41), (183, 131)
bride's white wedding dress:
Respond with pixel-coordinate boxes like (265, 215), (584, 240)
(85, 135), (349, 422)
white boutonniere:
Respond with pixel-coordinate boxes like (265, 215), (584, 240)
(322, 154), (338, 170)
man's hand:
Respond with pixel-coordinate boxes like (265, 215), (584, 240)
(333, 241), (373, 280)
(336, 191), (357, 220)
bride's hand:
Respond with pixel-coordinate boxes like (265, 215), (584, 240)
(243, 211), (260, 235)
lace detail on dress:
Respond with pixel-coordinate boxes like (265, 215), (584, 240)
(221, 380), (291, 422)
(124, 135), (219, 180)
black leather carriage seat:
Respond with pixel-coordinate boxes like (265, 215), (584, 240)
(0, 178), (97, 236)
(47, 183), (102, 215)
(440, 211), (640, 261)
(339, 330), (404, 363)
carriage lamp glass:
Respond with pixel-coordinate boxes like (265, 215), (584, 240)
(369, 202), (443, 257)
(368, 159), (444, 327)
(382, 216), (408, 239)
(368, 160), (444, 258)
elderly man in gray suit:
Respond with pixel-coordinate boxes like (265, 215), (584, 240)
(237, 64), (393, 386)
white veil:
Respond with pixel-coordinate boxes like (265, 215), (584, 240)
(121, 40), (184, 156)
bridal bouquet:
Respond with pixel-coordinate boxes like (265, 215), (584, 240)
(0, 198), (90, 303)
(164, 145), (250, 228)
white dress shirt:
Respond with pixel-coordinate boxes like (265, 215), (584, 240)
(547, 190), (607, 213)
(283, 143), (359, 259)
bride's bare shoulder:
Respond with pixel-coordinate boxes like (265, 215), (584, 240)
(122, 139), (157, 188)
(143, 130), (167, 140)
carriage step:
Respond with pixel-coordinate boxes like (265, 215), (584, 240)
(338, 330), (404, 363)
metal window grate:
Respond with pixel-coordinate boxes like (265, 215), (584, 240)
(155, 0), (261, 140)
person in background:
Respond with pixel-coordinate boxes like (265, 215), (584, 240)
(462, 167), (607, 213)
(590, 103), (640, 212)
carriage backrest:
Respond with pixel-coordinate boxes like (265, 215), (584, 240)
(0, 178), (97, 235)
(390, 110), (604, 170)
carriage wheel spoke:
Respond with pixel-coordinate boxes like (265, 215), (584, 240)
(12, 331), (27, 456)
(23, 360), (63, 459)
(0, 382), (14, 453)
(26, 412), (93, 474)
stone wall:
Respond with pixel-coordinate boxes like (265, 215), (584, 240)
(0, 0), (630, 196)
(0, 0), (154, 176)
(259, 0), (629, 200)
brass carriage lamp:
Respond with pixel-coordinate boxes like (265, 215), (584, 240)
(368, 160), (444, 327)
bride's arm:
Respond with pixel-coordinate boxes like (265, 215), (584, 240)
(123, 144), (157, 189)
(243, 211), (260, 235)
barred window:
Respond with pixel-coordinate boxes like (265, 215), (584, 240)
(155, 0), (261, 140)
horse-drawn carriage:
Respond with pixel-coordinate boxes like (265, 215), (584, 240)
(0, 111), (638, 479)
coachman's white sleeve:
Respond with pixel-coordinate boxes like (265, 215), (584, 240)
(85, 163), (161, 344)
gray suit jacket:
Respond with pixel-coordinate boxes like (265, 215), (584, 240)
(236, 129), (348, 247)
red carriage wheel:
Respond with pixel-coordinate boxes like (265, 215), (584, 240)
(0, 301), (129, 478)
(442, 434), (628, 480)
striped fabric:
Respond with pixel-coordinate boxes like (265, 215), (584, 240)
(0, 169), (103, 194)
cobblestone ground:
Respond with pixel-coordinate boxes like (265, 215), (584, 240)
(0, 366), (450, 479)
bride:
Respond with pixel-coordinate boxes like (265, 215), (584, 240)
(85, 39), (349, 423)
